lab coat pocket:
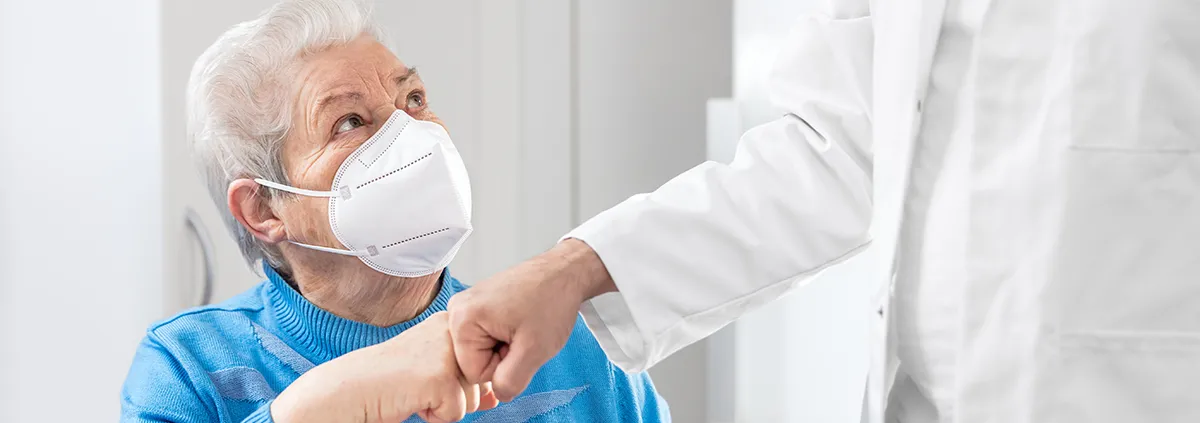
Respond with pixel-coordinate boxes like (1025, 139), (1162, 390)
(1066, 0), (1200, 152)
(1041, 332), (1200, 423)
(1044, 146), (1200, 422)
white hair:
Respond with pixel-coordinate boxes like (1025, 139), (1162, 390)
(187, 0), (387, 273)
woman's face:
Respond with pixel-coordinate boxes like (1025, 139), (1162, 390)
(276, 35), (441, 256)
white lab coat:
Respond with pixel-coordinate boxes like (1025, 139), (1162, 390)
(566, 0), (1200, 421)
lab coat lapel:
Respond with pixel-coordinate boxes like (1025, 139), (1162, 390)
(865, 0), (947, 422)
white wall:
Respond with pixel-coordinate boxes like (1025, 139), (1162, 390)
(0, 0), (162, 421)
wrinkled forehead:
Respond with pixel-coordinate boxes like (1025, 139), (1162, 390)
(290, 37), (413, 108)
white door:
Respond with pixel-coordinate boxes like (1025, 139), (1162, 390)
(161, 0), (275, 315)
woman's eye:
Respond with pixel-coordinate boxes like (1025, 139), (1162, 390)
(406, 91), (426, 109)
(335, 114), (365, 134)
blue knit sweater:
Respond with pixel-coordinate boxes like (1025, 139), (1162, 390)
(121, 265), (669, 422)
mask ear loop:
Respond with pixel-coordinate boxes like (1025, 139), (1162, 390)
(254, 178), (339, 198)
(252, 178), (367, 257)
(286, 240), (368, 256)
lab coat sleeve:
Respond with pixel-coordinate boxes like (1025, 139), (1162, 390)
(569, 10), (875, 372)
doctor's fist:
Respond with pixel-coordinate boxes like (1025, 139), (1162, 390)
(448, 239), (616, 401)
(271, 312), (498, 423)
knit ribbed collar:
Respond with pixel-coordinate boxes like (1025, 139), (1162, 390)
(263, 263), (464, 363)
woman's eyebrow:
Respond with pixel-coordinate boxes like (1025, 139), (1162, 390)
(315, 92), (364, 115)
(393, 67), (418, 86)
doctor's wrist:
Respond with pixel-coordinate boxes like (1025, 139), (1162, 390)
(555, 238), (617, 302)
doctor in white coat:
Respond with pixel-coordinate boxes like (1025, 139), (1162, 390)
(447, 0), (1200, 421)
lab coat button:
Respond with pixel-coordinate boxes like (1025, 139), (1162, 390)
(916, 100), (923, 113)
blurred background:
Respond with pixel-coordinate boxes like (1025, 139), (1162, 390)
(0, 0), (875, 421)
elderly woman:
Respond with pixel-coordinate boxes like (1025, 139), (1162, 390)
(120, 1), (669, 422)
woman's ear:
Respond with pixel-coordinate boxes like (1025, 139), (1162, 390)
(228, 179), (288, 245)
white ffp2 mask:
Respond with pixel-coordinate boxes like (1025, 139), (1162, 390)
(255, 110), (472, 277)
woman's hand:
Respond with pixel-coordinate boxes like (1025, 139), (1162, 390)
(271, 312), (499, 423)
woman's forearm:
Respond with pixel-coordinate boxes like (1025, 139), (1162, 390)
(270, 364), (362, 423)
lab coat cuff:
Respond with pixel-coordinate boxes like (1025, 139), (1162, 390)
(579, 292), (649, 372)
(565, 224), (652, 373)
